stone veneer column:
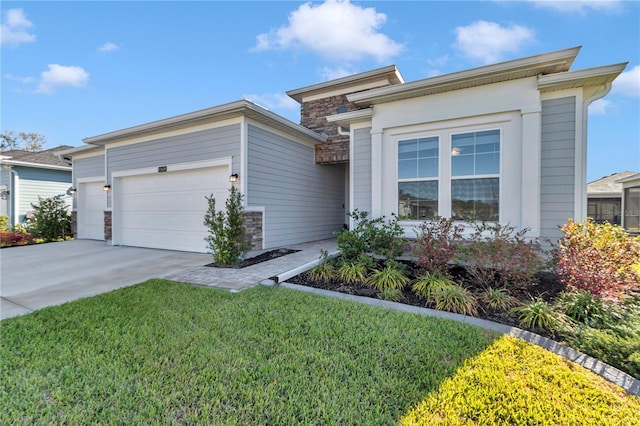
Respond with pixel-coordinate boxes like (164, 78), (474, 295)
(104, 211), (112, 241)
(70, 211), (77, 238)
(243, 211), (263, 250)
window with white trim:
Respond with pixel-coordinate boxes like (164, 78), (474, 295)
(451, 129), (500, 221)
(397, 137), (438, 220)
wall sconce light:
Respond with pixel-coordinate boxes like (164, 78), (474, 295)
(229, 173), (239, 183)
(0, 190), (9, 200)
(103, 184), (111, 191)
(70, 188), (77, 195)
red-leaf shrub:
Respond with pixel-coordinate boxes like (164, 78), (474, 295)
(556, 219), (640, 300)
(412, 217), (464, 275)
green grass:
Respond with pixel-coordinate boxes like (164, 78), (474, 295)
(1, 279), (494, 424)
(2, 280), (639, 424)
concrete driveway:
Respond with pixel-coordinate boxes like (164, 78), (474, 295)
(0, 240), (211, 320)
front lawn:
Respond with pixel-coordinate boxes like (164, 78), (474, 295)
(1, 280), (639, 424)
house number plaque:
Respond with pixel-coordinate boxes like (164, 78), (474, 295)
(158, 166), (167, 173)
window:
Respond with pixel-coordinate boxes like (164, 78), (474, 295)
(451, 130), (500, 221)
(623, 187), (640, 232)
(397, 137), (438, 220)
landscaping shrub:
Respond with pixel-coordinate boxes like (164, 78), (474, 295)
(336, 210), (405, 261)
(203, 185), (249, 266)
(366, 263), (410, 291)
(456, 221), (545, 290)
(412, 216), (464, 275)
(411, 272), (457, 302)
(308, 249), (336, 283)
(480, 287), (518, 312)
(555, 219), (640, 300)
(338, 261), (368, 284)
(511, 298), (566, 333)
(432, 283), (478, 316)
(28, 196), (71, 241)
(0, 214), (8, 231)
(558, 295), (640, 379)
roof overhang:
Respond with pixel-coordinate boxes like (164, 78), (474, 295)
(0, 158), (71, 171)
(617, 173), (640, 185)
(287, 65), (404, 103)
(347, 46), (582, 107)
(538, 62), (628, 96)
(82, 99), (326, 146)
(325, 108), (373, 127)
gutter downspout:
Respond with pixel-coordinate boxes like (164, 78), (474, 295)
(579, 82), (613, 221)
(9, 168), (19, 226)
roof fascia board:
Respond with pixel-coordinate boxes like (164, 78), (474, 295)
(83, 99), (325, 146)
(286, 65), (404, 102)
(538, 62), (628, 92)
(326, 108), (373, 126)
(616, 173), (640, 184)
(347, 46), (581, 106)
(56, 145), (103, 157)
(0, 159), (71, 171)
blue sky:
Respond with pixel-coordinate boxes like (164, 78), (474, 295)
(1, 0), (638, 182)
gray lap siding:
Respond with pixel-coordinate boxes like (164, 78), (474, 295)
(247, 124), (345, 248)
(353, 127), (372, 214)
(540, 97), (576, 240)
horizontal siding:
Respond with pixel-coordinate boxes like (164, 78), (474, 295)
(74, 155), (105, 180)
(539, 97), (576, 240)
(16, 167), (72, 223)
(247, 124), (345, 248)
(353, 127), (372, 213)
(107, 124), (241, 178)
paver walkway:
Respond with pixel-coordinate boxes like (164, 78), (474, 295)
(165, 239), (337, 291)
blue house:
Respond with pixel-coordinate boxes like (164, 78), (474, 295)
(0, 146), (73, 226)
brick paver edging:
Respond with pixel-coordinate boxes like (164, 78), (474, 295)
(271, 279), (640, 396)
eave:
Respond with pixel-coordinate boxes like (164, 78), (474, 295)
(287, 65), (404, 103)
(82, 99), (326, 146)
(325, 108), (373, 126)
(538, 62), (628, 96)
(0, 158), (71, 171)
(347, 46), (582, 107)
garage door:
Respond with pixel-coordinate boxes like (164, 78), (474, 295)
(77, 181), (105, 240)
(114, 166), (229, 253)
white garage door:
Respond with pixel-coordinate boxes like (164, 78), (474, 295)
(77, 181), (105, 240)
(114, 166), (229, 253)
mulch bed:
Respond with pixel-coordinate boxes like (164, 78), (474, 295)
(206, 248), (300, 269)
(287, 262), (565, 337)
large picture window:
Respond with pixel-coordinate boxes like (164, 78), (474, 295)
(451, 130), (500, 221)
(398, 137), (438, 220)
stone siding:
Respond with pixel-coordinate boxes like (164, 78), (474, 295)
(104, 211), (112, 241)
(244, 211), (263, 250)
(71, 211), (77, 237)
(300, 94), (358, 164)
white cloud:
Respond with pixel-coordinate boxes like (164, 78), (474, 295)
(527, 0), (622, 14)
(98, 42), (119, 52)
(1, 8), (36, 46)
(3, 73), (35, 84)
(253, 0), (403, 63)
(244, 92), (299, 111)
(588, 99), (612, 115)
(612, 65), (640, 98)
(36, 64), (90, 94)
(454, 20), (535, 64)
(320, 66), (356, 81)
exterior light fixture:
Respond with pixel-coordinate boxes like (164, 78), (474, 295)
(103, 184), (111, 191)
(70, 188), (77, 195)
(229, 173), (239, 183)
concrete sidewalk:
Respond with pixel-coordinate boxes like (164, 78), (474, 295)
(1, 239), (335, 320)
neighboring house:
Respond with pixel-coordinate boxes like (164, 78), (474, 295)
(0, 146), (73, 226)
(616, 173), (640, 233)
(59, 46), (627, 253)
(587, 171), (637, 226)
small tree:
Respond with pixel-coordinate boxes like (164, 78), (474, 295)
(29, 196), (71, 241)
(203, 186), (249, 266)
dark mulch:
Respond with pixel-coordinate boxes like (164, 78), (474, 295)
(206, 248), (300, 269)
(287, 262), (565, 337)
